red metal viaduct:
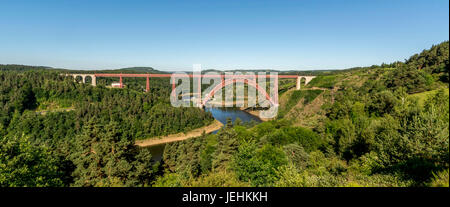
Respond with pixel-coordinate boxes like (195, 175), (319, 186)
(65, 73), (315, 107)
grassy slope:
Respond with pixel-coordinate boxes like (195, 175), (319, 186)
(278, 90), (323, 118)
(279, 65), (449, 129)
(277, 68), (382, 128)
(409, 87), (450, 106)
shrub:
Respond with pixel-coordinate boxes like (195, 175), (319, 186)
(233, 143), (288, 186)
(429, 169), (449, 187)
(283, 144), (309, 170)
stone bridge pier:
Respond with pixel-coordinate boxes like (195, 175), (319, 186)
(296, 76), (316, 90)
(66, 74), (96, 86)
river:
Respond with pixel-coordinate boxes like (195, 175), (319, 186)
(147, 107), (262, 162)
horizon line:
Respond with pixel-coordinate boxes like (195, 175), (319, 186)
(0, 63), (384, 72)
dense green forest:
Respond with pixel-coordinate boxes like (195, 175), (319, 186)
(0, 68), (213, 186)
(0, 41), (448, 187)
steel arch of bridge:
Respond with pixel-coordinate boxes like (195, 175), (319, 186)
(200, 77), (277, 107)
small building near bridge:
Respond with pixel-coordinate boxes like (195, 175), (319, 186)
(111, 82), (125, 88)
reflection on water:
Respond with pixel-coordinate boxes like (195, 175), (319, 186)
(147, 107), (262, 162)
(147, 143), (165, 162)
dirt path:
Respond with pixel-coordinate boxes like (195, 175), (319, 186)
(36, 108), (75, 115)
(135, 119), (223, 147)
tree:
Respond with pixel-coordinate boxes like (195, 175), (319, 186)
(233, 142), (287, 186)
(368, 90), (399, 116)
(283, 144), (309, 170)
(0, 135), (65, 187)
(373, 91), (449, 182)
(212, 127), (239, 170)
(384, 67), (429, 93)
(70, 120), (155, 187)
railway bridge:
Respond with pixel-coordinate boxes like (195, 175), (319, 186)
(65, 73), (315, 107)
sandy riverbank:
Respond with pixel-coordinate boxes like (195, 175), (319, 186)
(244, 109), (274, 121)
(135, 119), (223, 147)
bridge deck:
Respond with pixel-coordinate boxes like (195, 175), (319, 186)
(93, 73), (300, 78)
(67, 73), (315, 92)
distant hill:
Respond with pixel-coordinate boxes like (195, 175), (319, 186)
(0, 64), (168, 74)
(188, 69), (330, 76)
(183, 69), (280, 73)
(93, 66), (167, 74)
(0, 64), (54, 71)
(115, 67), (159, 73)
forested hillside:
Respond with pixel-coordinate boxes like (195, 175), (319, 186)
(0, 67), (213, 186)
(156, 41), (449, 187)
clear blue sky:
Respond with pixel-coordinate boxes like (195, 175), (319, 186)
(0, 0), (448, 71)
